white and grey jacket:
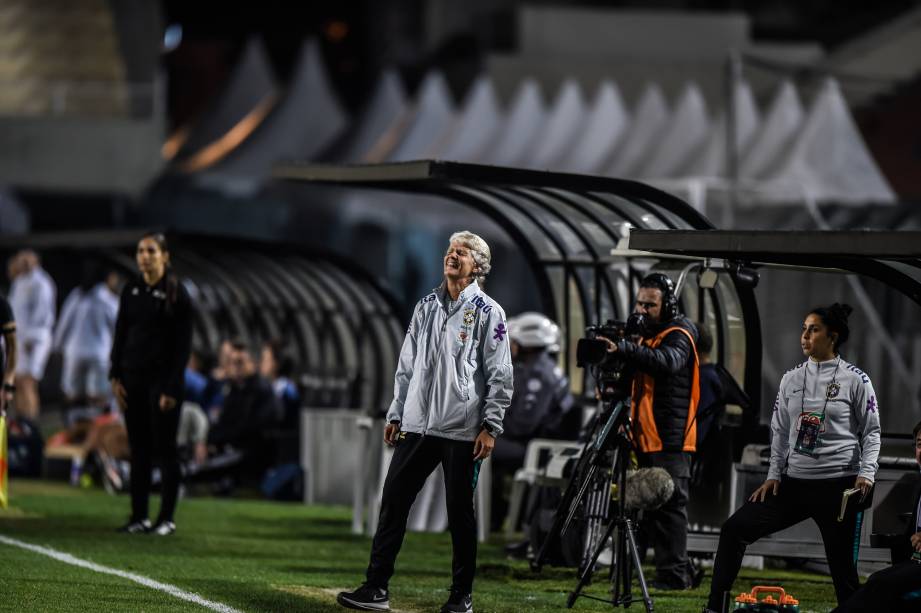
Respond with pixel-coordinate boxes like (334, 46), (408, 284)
(386, 280), (513, 442)
(768, 357), (881, 483)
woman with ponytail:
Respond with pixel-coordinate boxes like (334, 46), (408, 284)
(109, 233), (193, 535)
(704, 303), (881, 612)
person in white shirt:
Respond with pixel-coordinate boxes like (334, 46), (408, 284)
(54, 269), (121, 407)
(338, 231), (513, 613)
(8, 250), (56, 419)
(705, 303), (880, 612)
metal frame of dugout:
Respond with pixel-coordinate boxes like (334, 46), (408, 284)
(629, 228), (921, 561)
(0, 231), (404, 415)
(273, 159), (760, 421)
(274, 160), (921, 561)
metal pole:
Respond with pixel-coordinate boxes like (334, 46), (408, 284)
(724, 50), (743, 229)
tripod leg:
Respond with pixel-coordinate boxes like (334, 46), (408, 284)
(567, 517), (618, 608)
(580, 474), (611, 575)
(624, 518), (654, 612)
(616, 521), (628, 604)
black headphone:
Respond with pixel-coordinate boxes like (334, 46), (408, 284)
(641, 272), (679, 321)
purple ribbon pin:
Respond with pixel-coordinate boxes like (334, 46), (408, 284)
(493, 323), (506, 341)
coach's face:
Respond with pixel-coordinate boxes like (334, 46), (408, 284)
(444, 241), (478, 282)
(634, 287), (663, 324)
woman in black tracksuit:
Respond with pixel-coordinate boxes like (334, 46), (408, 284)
(110, 233), (193, 535)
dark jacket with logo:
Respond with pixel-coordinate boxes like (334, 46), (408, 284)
(504, 351), (574, 442)
(891, 478), (921, 563)
(109, 274), (193, 399)
(207, 374), (279, 448)
(614, 316), (699, 453)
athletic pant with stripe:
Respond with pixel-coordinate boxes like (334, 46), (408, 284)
(366, 433), (479, 593)
(708, 475), (869, 611)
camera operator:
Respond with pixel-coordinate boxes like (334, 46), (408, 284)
(598, 272), (699, 591)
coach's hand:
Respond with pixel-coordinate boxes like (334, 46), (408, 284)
(749, 479), (780, 502)
(473, 429), (495, 460)
(0, 382), (13, 414)
(854, 476), (873, 502)
(159, 394), (177, 411)
(111, 379), (127, 410)
(384, 422), (400, 446)
(598, 335), (618, 353)
(911, 531), (921, 553)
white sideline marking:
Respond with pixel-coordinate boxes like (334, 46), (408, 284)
(0, 534), (244, 613)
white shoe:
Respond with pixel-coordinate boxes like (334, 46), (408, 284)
(151, 521), (176, 536)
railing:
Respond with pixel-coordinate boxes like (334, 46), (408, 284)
(299, 408), (492, 542)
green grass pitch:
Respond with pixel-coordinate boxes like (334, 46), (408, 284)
(0, 480), (841, 612)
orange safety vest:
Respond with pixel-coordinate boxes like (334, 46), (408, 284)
(630, 326), (700, 453)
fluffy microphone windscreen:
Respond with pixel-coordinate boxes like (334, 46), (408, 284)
(625, 467), (675, 511)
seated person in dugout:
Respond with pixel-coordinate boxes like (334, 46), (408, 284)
(205, 341), (280, 482)
(490, 311), (575, 532)
(831, 420), (921, 613)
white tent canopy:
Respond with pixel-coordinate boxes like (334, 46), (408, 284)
(739, 80), (803, 179)
(528, 79), (586, 170)
(686, 79), (760, 178)
(638, 82), (709, 178)
(603, 83), (669, 177)
(558, 80), (629, 174)
(387, 71), (454, 162)
(179, 53), (896, 209)
(440, 75), (504, 162)
(333, 70), (407, 163)
(482, 78), (546, 167)
(753, 78), (896, 204)
(201, 39), (347, 184)
(175, 37), (278, 163)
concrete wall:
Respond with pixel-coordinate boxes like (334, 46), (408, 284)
(0, 115), (163, 194)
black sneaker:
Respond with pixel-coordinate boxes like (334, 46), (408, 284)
(117, 519), (151, 534)
(440, 590), (473, 613)
(336, 583), (390, 611)
(503, 540), (530, 559)
(151, 521), (176, 536)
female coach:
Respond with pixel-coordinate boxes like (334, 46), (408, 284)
(704, 303), (881, 612)
(110, 233), (193, 536)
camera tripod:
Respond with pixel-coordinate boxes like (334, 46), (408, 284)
(531, 400), (654, 612)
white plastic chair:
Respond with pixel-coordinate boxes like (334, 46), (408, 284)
(504, 438), (582, 538)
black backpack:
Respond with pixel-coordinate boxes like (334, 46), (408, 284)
(7, 416), (44, 477)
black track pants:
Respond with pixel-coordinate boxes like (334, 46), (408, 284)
(366, 433), (480, 593)
(708, 475), (869, 611)
(123, 375), (182, 524)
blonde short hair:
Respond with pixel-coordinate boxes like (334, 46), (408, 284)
(449, 231), (491, 285)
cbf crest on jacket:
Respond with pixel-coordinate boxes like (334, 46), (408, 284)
(387, 280), (513, 441)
